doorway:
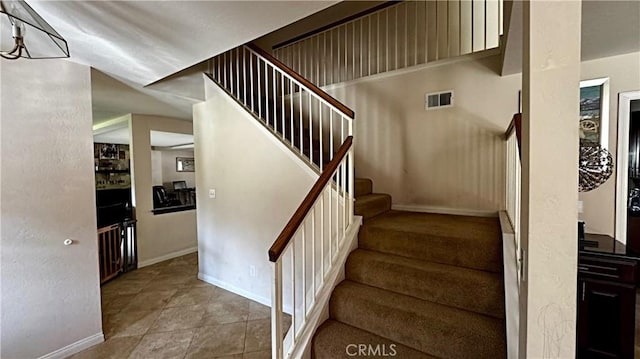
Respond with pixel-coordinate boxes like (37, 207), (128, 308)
(615, 91), (640, 250)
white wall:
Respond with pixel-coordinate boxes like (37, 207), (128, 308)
(1, 60), (102, 358)
(130, 114), (197, 266)
(325, 53), (521, 213)
(579, 52), (640, 236)
(161, 150), (195, 189)
(316, 50), (639, 218)
(151, 150), (163, 185)
(194, 79), (316, 304)
(150, 149), (196, 189)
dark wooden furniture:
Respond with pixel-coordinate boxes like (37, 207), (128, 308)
(577, 234), (638, 359)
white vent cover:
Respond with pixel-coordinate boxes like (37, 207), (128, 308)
(425, 90), (454, 110)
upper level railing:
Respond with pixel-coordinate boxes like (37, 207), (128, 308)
(505, 113), (522, 283)
(273, 0), (504, 86)
(208, 43), (354, 172)
(269, 136), (354, 359)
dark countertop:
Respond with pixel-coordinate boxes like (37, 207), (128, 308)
(579, 233), (640, 261)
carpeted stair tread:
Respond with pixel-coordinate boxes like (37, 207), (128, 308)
(359, 211), (502, 272)
(313, 320), (439, 359)
(354, 193), (391, 220)
(330, 281), (506, 359)
(355, 178), (373, 197)
(346, 249), (504, 318)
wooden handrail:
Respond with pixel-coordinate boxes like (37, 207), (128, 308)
(272, 1), (401, 50)
(245, 43), (355, 119)
(268, 136), (353, 262)
(505, 113), (522, 158)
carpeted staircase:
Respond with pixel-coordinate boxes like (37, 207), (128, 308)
(312, 178), (506, 359)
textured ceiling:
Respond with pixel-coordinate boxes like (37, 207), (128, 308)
(26, 1), (338, 124)
(502, 0), (640, 75)
(30, 1), (337, 86)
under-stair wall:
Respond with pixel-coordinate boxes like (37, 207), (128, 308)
(194, 78), (319, 306)
(273, 0), (504, 86)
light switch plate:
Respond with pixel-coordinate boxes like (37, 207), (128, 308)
(209, 189), (216, 199)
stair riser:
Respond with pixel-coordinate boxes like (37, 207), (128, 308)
(358, 227), (502, 272)
(313, 321), (438, 359)
(354, 195), (391, 220)
(345, 251), (505, 318)
(330, 283), (506, 359)
(354, 179), (373, 197)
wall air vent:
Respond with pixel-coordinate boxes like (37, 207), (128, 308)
(425, 90), (454, 110)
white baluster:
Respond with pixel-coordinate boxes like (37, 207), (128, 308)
(301, 222), (306, 321)
(257, 58), (262, 119)
(311, 207), (316, 296)
(243, 48), (247, 105)
(309, 93), (313, 165)
(249, 55), (254, 111)
(271, 260), (283, 359)
(319, 103), (324, 171)
(299, 89), (303, 155)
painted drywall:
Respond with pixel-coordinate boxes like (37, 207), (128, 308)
(151, 150), (163, 185)
(194, 79), (316, 304)
(161, 150), (196, 189)
(150, 149), (196, 189)
(129, 115), (197, 266)
(1, 60), (102, 358)
(323, 53), (521, 213)
(578, 52), (640, 236)
(520, 2), (581, 356)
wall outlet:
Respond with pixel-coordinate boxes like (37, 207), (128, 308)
(249, 265), (256, 277)
(209, 189), (216, 199)
(577, 200), (584, 213)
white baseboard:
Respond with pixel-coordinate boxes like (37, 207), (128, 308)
(138, 246), (198, 268)
(38, 332), (104, 359)
(197, 272), (271, 308)
(391, 204), (498, 217)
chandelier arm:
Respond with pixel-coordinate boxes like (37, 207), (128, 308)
(2, 42), (20, 56)
(0, 51), (20, 60)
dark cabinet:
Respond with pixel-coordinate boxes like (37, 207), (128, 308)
(577, 255), (637, 359)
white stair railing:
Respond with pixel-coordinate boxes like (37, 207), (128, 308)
(273, 0), (504, 86)
(208, 43), (354, 172)
(505, 114), (522, 283)
(269, 137), (355, 359)
(208, 42), (357, 359)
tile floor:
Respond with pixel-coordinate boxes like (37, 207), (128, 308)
(65, 253), (640, 358)
(70, 252), (288, 359)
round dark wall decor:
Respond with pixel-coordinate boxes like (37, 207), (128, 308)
(579, 143), (614, 192)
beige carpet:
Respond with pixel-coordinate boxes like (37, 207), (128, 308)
(312, 178), (506, 359)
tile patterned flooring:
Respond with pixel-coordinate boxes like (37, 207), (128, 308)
(70, 253), (286, 359)
(64, 252), (640, 358)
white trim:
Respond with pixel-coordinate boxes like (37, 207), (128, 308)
(37, 332), (104, 359)
(198, 272), (272, 308)
(138, 246), (198, 268)
(391, 204), (498, 217)
(498, 211), (520, 359)
(580, 77), (610, 150)
(615, 91), (640, 245)
(286, 216), (362, 359)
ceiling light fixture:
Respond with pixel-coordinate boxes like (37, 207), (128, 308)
(0, 0), (69, 60)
